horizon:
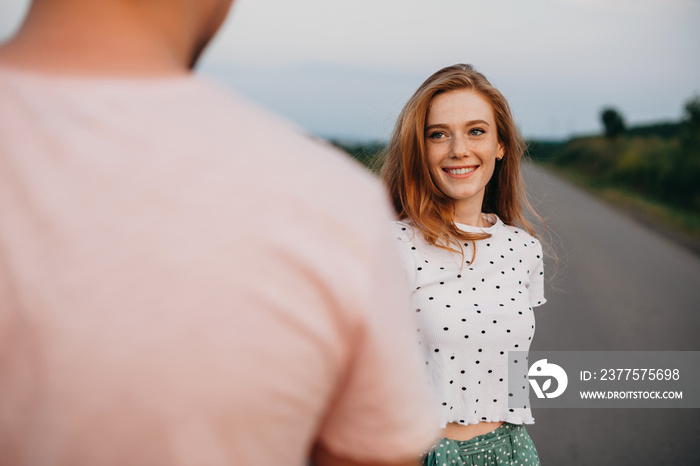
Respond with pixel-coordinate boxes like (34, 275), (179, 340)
(2, 0), (698, 142)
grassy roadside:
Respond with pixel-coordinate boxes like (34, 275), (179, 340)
(539, 162), (700, 256)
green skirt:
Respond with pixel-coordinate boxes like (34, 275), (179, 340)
(422, 423), (540, 466)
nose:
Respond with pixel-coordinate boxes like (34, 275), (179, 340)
(451, 133), (470, 158)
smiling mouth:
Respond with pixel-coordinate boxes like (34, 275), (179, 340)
(444, 166), (477, 175)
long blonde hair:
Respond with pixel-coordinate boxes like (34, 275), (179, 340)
(380, 64), (542, 256)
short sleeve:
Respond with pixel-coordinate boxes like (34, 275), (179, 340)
(316, 217), (438, 463)
(528, 240), (546, 307)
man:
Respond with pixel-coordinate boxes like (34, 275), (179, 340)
(0, 1), (437, 465)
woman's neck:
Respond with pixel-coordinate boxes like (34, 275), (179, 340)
(454, 211), (485, 228)
(453, 196), (488, 228)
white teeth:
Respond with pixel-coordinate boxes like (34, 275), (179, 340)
(446, 167), (476, 175)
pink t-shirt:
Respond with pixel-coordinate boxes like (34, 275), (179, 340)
(0, 68), (438, 466)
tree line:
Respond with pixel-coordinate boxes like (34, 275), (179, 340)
(529, 95), (700, 214)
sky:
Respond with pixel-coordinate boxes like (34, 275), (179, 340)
(1, 0), (698, 142)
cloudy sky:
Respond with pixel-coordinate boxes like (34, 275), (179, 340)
(1, 0), (698, 141)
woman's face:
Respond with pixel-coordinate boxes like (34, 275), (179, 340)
(425, 89), (504, 218)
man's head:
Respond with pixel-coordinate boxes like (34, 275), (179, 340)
(0, 0), (235, 74)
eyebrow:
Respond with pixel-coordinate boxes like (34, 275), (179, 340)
(425, 119), (491, 132)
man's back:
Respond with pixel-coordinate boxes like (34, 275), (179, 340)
(0, 69), (436, 465)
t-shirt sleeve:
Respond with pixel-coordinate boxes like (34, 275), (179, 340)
(528, 240), (547, 307)
(316, 217), (438, 463)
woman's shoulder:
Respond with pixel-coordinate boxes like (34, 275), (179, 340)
(497, 218), (541, 243)
(390, 219), (437, 257)
(390, 218), (417, 240)
(503, 225), (540, 241)
(493, 219), (543, 260)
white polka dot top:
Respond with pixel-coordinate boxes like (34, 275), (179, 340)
(391, 213), (546, 428)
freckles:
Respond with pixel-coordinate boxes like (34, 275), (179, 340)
(427, 148), (447, 166)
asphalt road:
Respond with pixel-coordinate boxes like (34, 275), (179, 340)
(522, 164), (700, 464)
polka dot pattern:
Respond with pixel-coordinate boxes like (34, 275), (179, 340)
(391, 214), (546, 427)
(422, 423), (540, 465)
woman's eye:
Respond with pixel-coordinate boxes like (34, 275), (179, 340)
(469, 128), (485, 136)
(428, 131), (446, 139)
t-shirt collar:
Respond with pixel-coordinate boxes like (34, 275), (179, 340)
(454, 213), (502, 233)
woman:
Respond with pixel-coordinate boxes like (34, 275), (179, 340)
(381, 64), (546, 465)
